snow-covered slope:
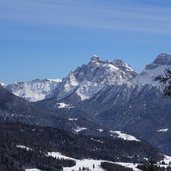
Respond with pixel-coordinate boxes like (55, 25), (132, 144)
(50, 55), (137, 101)
(0, 82), (7, 87)
(134, 53), (171, 86)
(48, 152), (105, 171)
(110, 130), (140, 142)
(6, 79), (61, 102)
(48, 152), (141, 171)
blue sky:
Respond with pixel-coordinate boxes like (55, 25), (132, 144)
(0, 0), (171, 83)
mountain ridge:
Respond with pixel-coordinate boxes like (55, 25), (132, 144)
(36, 53), (171, 155)
(5, 78), (61, 102)
(1, 53), (171, 156)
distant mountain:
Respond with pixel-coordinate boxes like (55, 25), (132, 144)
(0, 85), (117, 138)
(3, 54), (171, 155)
(2, 54), (171, 171)
(134, 53), (171, 86)
(38, 53), (171, 156)
(5, 56), (137, 103)
(6, 79), (61, 102)
(37, 56), (136, 119)
(41, 56), (137, 109)
(0, 84), (70, 128)
(0, 85), (165, 167)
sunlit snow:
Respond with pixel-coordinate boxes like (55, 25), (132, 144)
(110, 131), (140, 142)
(57, 102), (75, 109)
(7, 79), (61, 102)
(25, 169), (42, 171)
(97, 129), (104, 132)
(74, 126), (87, 133)
(16, 145), (32, 151)
(158, 128), (168, 133)
(48, 152), (142, 171)
(115, 162), (141, 171)
(68, 118), (78, 121)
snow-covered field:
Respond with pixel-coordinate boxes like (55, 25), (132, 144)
(48, 152), (106, 171)
(74, 126), (87, 133)
(57, 102), (75, 109)
(25, 169), (41, 171)
(158, 128), (168, 133)
(22, 147), (171, 171)
(47, 152), (143, 171)
(64, 159), (104, 171)
(16, 145), (32, 151)
(110, 130), (140, 142)
(115, 162), (141, 171)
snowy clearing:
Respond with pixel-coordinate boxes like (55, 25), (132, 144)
(25, 169), (42, 171)
(158, 128), (168, 133)
(74, 126), (87, 133)
(57, 102), (75, 109)
(91, 138), (103, 144)
(115, 162), (141, 171)
(110, 131), (140, 142)
(68, 118), (78, 121)
(16, 145), (32, 151)
(48, 152), (106, 171)
(47, 152), (142, 171)
(97, 129), (104, 132)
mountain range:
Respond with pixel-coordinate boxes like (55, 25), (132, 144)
(5, 79), (61, 102)
(1, 53), (171, 170)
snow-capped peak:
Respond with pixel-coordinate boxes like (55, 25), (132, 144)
(113, 59), (134, 72)
(134, 53), (171, 86)
(50, 56), (137, 101)
(6, 79), (62, 102)
(91, 55), (101, 63)
(0, 82), (7, 87)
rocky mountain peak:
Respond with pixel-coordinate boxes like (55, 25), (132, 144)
(113, 59), (135, 72)
(153, 53), (171, 65)
(90, 55), (101, 63)
(48, 56), (137, 101)
(134, 53), (171, 86)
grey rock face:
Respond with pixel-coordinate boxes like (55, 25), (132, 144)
(153, 53), (171, 65)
